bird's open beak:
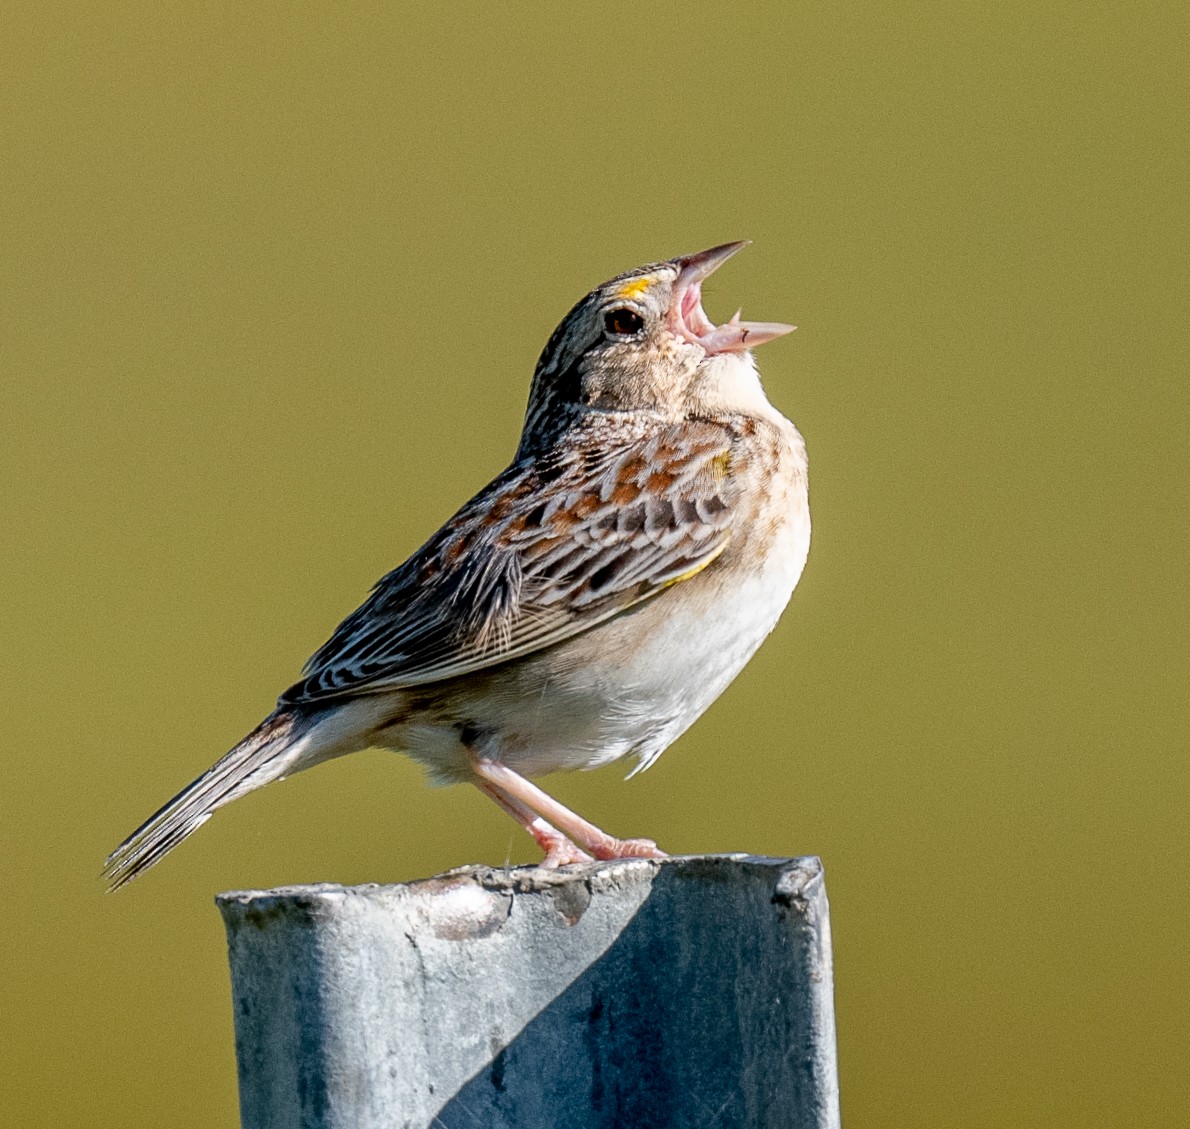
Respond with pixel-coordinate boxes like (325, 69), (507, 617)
(668, 241), (795, 355)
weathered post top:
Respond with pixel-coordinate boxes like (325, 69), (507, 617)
(217, 854), (840, 1129)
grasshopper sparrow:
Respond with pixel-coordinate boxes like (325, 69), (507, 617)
(105, 241), (808, 887)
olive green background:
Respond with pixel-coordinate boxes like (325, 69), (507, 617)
(3, 3), (1187, 1126)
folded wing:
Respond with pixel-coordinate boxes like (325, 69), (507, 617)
(280, 421), (738, 704)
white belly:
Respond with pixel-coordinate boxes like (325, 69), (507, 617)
(384, 475), (811, 782)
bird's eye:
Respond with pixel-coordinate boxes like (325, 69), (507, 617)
(603, 307), (645, 337)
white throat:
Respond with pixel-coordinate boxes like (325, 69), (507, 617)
(687, 351), (786, 422)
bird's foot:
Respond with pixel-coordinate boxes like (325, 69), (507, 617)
(537, 833), (595, 868)
(472, 760), (666, 865)
(589, 836), (668, 861)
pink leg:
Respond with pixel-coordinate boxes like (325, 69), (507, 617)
(476, 782), (593, 867)
(473, 760), (667, 862)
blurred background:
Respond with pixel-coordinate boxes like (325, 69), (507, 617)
(3, 3), (1187, 1126)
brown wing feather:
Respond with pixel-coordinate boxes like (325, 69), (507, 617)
(280, 418), (737, 704)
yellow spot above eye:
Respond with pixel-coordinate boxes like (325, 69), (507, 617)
(617, 277), (653, 300)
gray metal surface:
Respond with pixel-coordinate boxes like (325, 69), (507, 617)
(217, 854), (840, 1129)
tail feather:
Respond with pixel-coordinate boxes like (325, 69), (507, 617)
(104, 708), (308, 891)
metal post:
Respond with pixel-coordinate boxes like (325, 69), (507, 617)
(217, 854), (840, 1129)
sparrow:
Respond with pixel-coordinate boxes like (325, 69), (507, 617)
(105, 241), (809, 888)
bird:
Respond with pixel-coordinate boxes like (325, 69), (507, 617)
(104, 240), (810, 889)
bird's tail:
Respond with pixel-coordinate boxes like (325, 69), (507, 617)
(104, 707), (312, 891)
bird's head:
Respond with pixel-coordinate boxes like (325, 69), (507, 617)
(519, 242), (794, 455)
